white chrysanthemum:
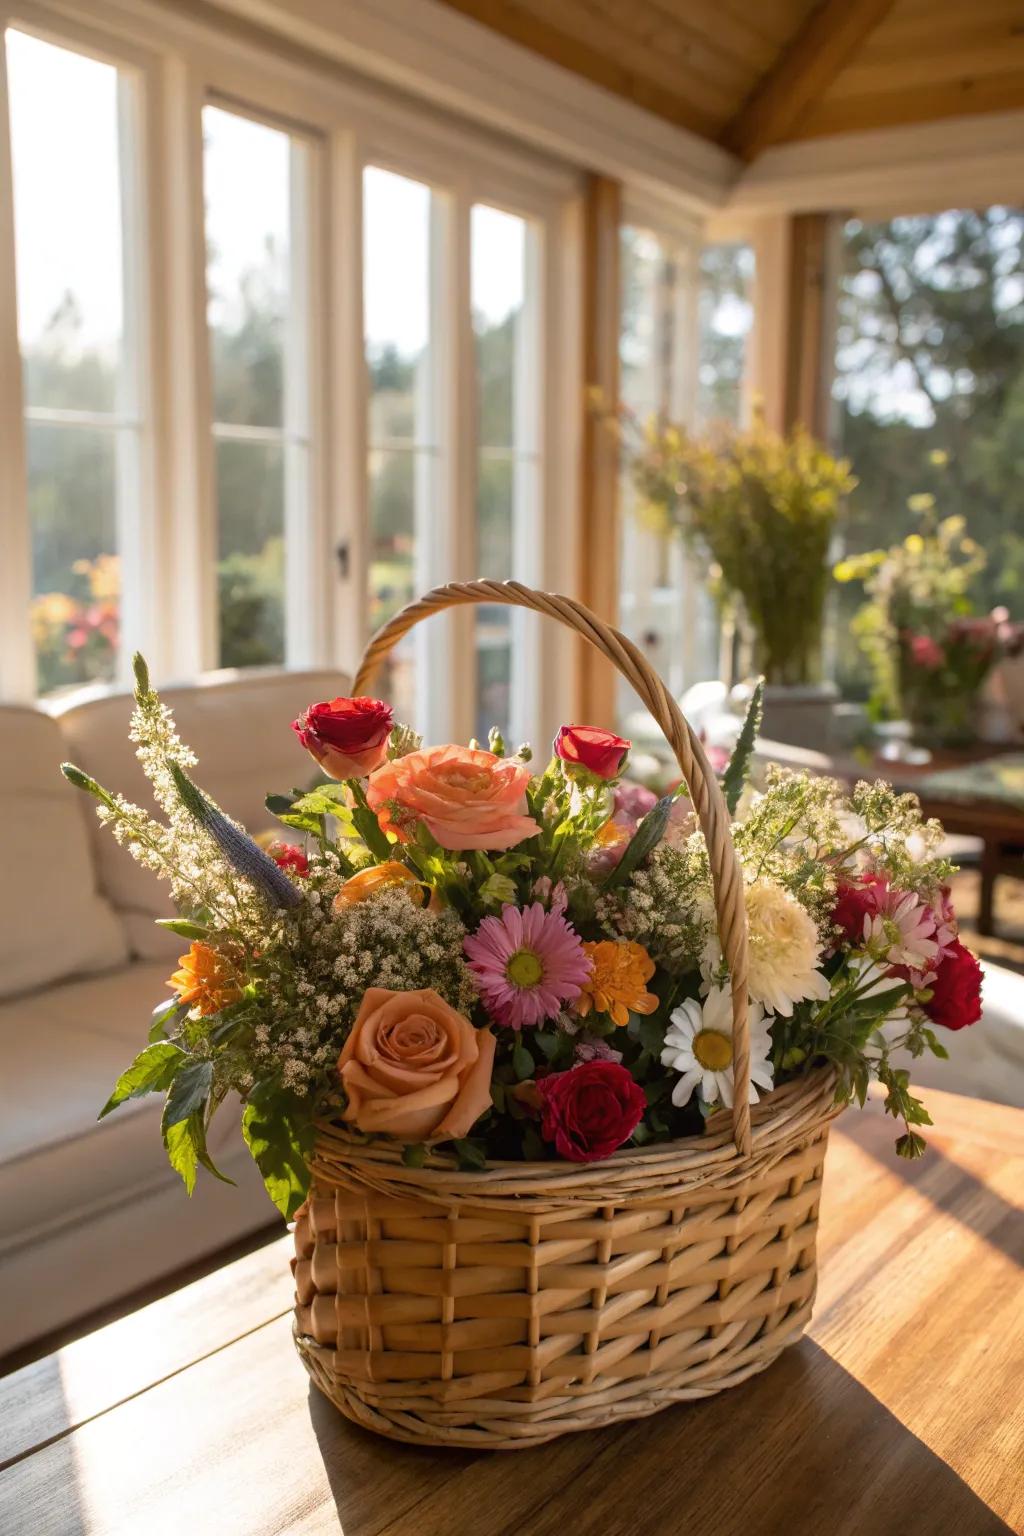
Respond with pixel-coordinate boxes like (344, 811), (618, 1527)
(661, 985), (774, 1110)
(701, 878), (831, 1018)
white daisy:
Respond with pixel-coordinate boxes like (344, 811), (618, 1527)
(661, 985), (775, 1110)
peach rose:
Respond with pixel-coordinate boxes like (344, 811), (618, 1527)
(366, 745), (538, 852)
(339, 987), (496, 1141)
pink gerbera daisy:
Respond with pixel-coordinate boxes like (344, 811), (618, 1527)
(464, 902), (592, 1029)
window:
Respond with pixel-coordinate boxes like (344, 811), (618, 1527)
(831, 207), (1024, 692)
(6, 29), (139, 695)
(203, 104), (312, 669)
(471, 203), (538, 745)
(617, 227), (753, 733)
(364, 167), (437, 722)
(0, 5), (577, 717)
(697, 242), (754, 428)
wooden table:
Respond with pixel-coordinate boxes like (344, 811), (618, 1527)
(2, 1087), (1022, 1536)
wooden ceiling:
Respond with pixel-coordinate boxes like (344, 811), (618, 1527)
(436, 0), (1024, 158)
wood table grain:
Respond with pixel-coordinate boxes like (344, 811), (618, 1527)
(2, 1086), (1022, 1536)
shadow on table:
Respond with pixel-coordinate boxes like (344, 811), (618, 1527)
(0, 1356), (88, 1536)
(307, 1340), (1014, 1536)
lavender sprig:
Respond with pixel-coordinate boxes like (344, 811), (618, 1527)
(169, 762), (303, 910)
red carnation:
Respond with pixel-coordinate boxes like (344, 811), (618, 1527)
(535, 1060), (646, 1163)
(292, 696), (393, 780)
(554, 725), (630, 781)
(923, 939), (983, 1031)
(831, 872), (890, 947)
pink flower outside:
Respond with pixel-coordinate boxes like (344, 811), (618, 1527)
(464, 902), (592, 1030)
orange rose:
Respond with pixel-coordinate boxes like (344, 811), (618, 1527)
(332, 861), (424, 912)
(338, 987), (496, 1141)
(366, 745), (538, 852)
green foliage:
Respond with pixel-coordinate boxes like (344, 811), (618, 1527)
(241, 1086), (315, 1219)
(722, 678), (764, 814)
(627, 413), (855, 685)
(99, 1042), (185, 1119)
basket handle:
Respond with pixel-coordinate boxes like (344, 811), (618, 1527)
(353, 579), (752, 1157)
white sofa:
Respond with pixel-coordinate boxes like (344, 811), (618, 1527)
(0, 667), (349, 1358)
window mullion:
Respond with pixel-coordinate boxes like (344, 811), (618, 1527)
(155, 55), (217, 678)
(0, 37), (33, 701)
(509, 220), (543, 751)
(283, 134), (325, 668)
(328, 128), (367, 683)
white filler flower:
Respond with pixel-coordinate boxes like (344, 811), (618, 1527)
(661, 985), (775, 1110)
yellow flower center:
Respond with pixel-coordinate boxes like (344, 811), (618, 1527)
(507, 948), (544, 988)
(692, 1029), (733, 1072)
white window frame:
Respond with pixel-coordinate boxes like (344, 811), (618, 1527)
(0, 0), (581, 752)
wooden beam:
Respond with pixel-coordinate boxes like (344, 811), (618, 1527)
(578, 173), (621, 728)
(783, 212), (831, 437)
(722, 0), (897, 160)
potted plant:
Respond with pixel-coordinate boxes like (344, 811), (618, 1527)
(624, 410), (856, 747)
(834, 499), (1007, 750)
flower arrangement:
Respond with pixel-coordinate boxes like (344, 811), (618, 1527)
(834, 497), (1018, 745)
(61, 655), (982, 1221)
(617, 407), (855, 686)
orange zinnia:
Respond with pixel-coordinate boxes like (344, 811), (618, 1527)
(576, 940), (659, 1027)
(332, 860), (425, 912)
(168, 941), (242, 1017)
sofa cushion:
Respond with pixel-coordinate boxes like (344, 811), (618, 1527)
(53, 666), (350, 958)
(0, 961), (243, 1248)
(0, 705), (129, 998)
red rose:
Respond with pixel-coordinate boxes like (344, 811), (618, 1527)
(831, 873), (890, 947)
(536, 1060), (646, 1163)
(292, 697), (393, 780)
(923, 939), (983, 1031)
(269, 843), (309, 878)
(554, 725), (630, 780)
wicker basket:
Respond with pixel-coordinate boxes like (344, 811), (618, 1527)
(292, 580), (842, 1449)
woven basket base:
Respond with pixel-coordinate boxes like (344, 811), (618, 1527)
(294, 1299), (813, 1450)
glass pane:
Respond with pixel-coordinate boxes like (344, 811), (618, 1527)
(27, 422), (119, 694)
(831, 207), (1024, 700)
(6, 30), (124, 413)
(364, 168), (433, 447)
(215, 438), (285, 667)
(368, 446), (430, 721)
(620, 226), (677, 419)
(472, 204), (525, 451)
(698, 243), (754, 426)
(204, 106), (290, 429)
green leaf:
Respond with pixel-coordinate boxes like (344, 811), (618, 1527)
(602, 794), (675, 889)
(452, 1138), (487, 1170)
(921, 1026), (950, 1060)
(896, 1131), (927, 1160)
(241, 1088), (314, 1219)
(149, 997), (187, 1043)
(155, 918), (211, 940)
(351, 802), (393, 861)
(722, 677), (764, 815)
(163, 1111), (200, 1195)
(162, 1059), (214, 1130)
(99, 1042), (185, 1119)
(512, 1043), (535, 1081)
(402, 1142), (427, 1168)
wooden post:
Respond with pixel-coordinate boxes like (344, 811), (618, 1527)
(578, 173), (621, 725)
(784, 212), (830, 437)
